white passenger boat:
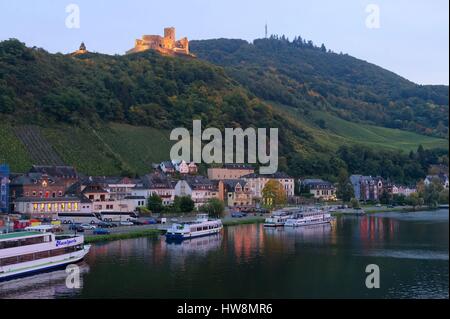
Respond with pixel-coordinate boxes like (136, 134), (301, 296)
(264, 210), (293, 227)
(284, 208), (332, 227)
(165, 214), (223, 241)
(0, 230), (90, 281)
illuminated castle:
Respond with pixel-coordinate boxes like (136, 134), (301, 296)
(71, 42), (88, 56)
(127, 27), (190, 56)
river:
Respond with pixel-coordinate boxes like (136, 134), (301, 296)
(0, 209), (448, 299)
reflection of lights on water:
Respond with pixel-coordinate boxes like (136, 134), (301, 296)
(0, 262), (90, 299)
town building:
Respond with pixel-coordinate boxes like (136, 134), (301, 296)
(160, 161), (176, 174)
(424, 174), (449, 189)
(389, 185), (417, 197)
(0, 164), (10, 214)
(350, 175), (384, 201)
(81, 176), (138, 201)
(134, 172), (176, 206)
(300, 179), (336, 201)
(242, 172), (295, 199)
(81, 183), (111, 203)
(219, 180), (253, 210)
(172, 160), (190, 174)
(14, 196), (81, 219)
(127, 27), (191, 56)
(9, 173), (67, 201)
(208, 164), (255, 180)
(29, 165), (78, 188)
(174, 176), (219, 208)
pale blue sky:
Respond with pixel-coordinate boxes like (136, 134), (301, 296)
(0, 0), (448, 85)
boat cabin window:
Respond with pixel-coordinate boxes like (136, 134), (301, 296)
(0, 235), (46, 250)
(0, 245), (83, 267)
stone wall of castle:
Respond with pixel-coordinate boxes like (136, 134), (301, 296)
(127, 27), (190, 56)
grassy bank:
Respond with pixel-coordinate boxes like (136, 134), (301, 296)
(331, 206), (442, 216)
(222, 217), (266, 227)
(85, 229), (163, 244)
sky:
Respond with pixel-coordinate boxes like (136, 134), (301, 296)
(0, 0), (448, 85)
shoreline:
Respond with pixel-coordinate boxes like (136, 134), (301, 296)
(85, 229), (163, 244)
(331, 205), (444, 216)
(84, 208), (446, 244)
(84, 217), (267, 244)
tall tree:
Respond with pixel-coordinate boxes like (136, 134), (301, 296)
(147, 194), (163, 214)
(262, 180), (287, 209)
(336, 168), (354, 202)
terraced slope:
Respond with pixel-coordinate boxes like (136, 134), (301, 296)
(13, 125), (64, 165)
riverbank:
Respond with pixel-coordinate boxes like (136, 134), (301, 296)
(85, 228), (162, 244)
(83, 216), (266, 244)
(222, 216), (266, 226)
(331, 205), (443, 216)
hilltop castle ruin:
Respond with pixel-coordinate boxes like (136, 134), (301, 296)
(126, 27), (191, 56)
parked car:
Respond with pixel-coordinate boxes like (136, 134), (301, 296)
(73, 226), (85, 233)
(93, 228), (111, 235)
(68, 223), (82, 231)
(97, 222), (115, 228)
(142, 218), (157, 225)
(80, 224), (96, 230)
(375, 204), (382, 207)
(119, 221), (134, 226)
(231, 211), (245, 218)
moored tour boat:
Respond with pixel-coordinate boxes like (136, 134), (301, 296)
(284, 208), (332, 227)
(165, 214), (223, 241)
(264, 210), (293, 227)
(0, 230), (90, 281)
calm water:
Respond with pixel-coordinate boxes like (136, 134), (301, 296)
(1, 210), (448, 299)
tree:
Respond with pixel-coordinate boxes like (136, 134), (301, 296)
(438, 189), (449, 204)
(262, 180), (287, 209)
(147, 194), (163, 214)
(350, 198), (360, 209)
(200, 198), (225, 218)
(173, 196), (195, 213)
(379, 190), (393, 205)
(423, 178), (443, 207)
(336, 168), (354, 202)
(406, 193), (423, 210)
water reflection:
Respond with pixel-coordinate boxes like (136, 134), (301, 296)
(0, 263), (90, 299)
(0, 210), (448, 299)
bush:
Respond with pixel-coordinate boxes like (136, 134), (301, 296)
(200, 198), (225, 219)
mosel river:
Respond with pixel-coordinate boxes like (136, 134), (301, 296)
(1, 209), (448, 299)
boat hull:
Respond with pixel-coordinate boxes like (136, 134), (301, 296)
(263, 223), (285, 227)
(284, 219), (331, 227)
(0, 245), (90, 282)
(166, 227), (222, 242)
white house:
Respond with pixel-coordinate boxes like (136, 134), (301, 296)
(172, 160), (189, 174)
(133, 172), (176, 206)
(174, 176), (219, 208)
(424, 174), (449, 189)
(242, 172), (295, 199)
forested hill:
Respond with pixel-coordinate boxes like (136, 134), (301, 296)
(0, 39), (448, 183)
(190, 37), (449, 138)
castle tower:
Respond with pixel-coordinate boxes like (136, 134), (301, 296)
(72, 42), (88, 55)
(163, 27), (176, 49)
(164, 27), (176, 42)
